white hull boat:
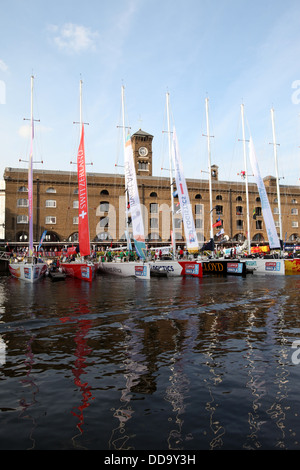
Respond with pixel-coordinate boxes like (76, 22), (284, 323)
(245, 258), (285, 275)
(9, 259), (47, 282)
(98, 261), (150, 278)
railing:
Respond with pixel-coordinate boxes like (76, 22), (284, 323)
(0, 251), (10, 261)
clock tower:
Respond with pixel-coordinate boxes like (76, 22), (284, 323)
(131, 129), (153, 176)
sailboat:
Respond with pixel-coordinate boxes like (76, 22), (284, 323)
(149, 93), (202, 278)
(60, 80), (97, 282)
(241, 106), (285, 275)
(9, 76), (47, 282)
(98, 86), (150, 279)
(200, 98), (246, 276)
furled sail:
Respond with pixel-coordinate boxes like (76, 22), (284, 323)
(77, 124), (91, 257)
(248, 137), (280, 249)
(124, 134), (147, 259)
(172, 127), (198, 253)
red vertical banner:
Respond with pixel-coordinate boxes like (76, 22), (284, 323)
(77, 124), (90, 256)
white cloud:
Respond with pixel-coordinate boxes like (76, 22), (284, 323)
(49, 23), (99, 54)
(0, 59), (8, 72)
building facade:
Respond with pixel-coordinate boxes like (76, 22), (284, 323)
(3, 129), (300, 249)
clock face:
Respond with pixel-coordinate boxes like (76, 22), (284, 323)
(138, 146), (148, 157)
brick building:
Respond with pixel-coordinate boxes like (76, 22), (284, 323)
(3, 129), (300, 249)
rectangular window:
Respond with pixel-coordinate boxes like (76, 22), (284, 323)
(17, 215), (28, 224)
(216, 205), (223, 215)
(138, 162), (148, 170)
(73, 217), (78, 225)
(45, 216), (56, 224)
(73, 200), (79, 209)
(195, 219), (203, 229)
(17, 198), (28, 207)
(150, 203), (158, 213)
(46, 200), (56, 208)
(195, 204), (203, 215)
(150, 218), (158, 228)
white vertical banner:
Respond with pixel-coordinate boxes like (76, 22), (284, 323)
(124, 134), (147, 259)
(172, 127), (198, 252)
(249, 137), (280, 249)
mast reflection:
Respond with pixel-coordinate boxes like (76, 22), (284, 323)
(60, 307), (94, 447)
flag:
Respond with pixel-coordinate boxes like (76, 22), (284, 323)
(212, 217), (222, 228)
(38, 230), (47, 251)
(172, 128), (198, 252)
(124, 133), (146, 259)
(77, 124), (90, 257)
(248, 138), (280, 249)
(253, 209), (256, 220)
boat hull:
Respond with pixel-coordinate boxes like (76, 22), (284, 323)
(98, 261), (146, 277)
(202, 259), (247, 276)
(60, 262), (97, 282)
(9, 261), (47, 282)
(284, 259), (300, 275)
(245, 258), (285, 275)
(149, 260), (203, 277)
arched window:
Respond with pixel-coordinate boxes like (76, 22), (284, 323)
(150, 192), (157, 197)
(100, 189), (109, 196)
(195, 194), (202, 199)
(46, 187), (56, 193)
(216, 195), (222, 200)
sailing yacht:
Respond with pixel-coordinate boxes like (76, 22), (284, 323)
(149, 93), (202, 278)
(60, 80), (97, 282)
(98, 86), (150, 279)
(241, 106), (285, 275)
(9, 76), (47, 282)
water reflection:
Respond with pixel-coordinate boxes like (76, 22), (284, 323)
(0, 275), (300, 450)
(203, 315), (225, 450)
(109, 318), (147, 450)
(244, 311), (266, 450)
(165, 317), (198, 449)
(60, 299), (94, 448)
(19, 333), (38, 450)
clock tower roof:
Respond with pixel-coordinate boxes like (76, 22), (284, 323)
(132, 128), (153, 138)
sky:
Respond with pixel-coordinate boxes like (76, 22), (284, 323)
(1, 0), (300, 187)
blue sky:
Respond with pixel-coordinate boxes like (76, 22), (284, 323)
(1, 0), (300, 187)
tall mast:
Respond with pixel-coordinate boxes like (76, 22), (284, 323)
(121, 85), (130, 250)
(121, 85), (126, 147)
(28, 75), (34, 255)
(79, 79), (83, 130)
(270, 107), (282, 241)
(241, 104), (251, 252)
(205, 98), (214, 241)
(166, 92), (176, 258)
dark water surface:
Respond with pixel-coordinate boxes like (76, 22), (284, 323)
(0, 273), (300, 450)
